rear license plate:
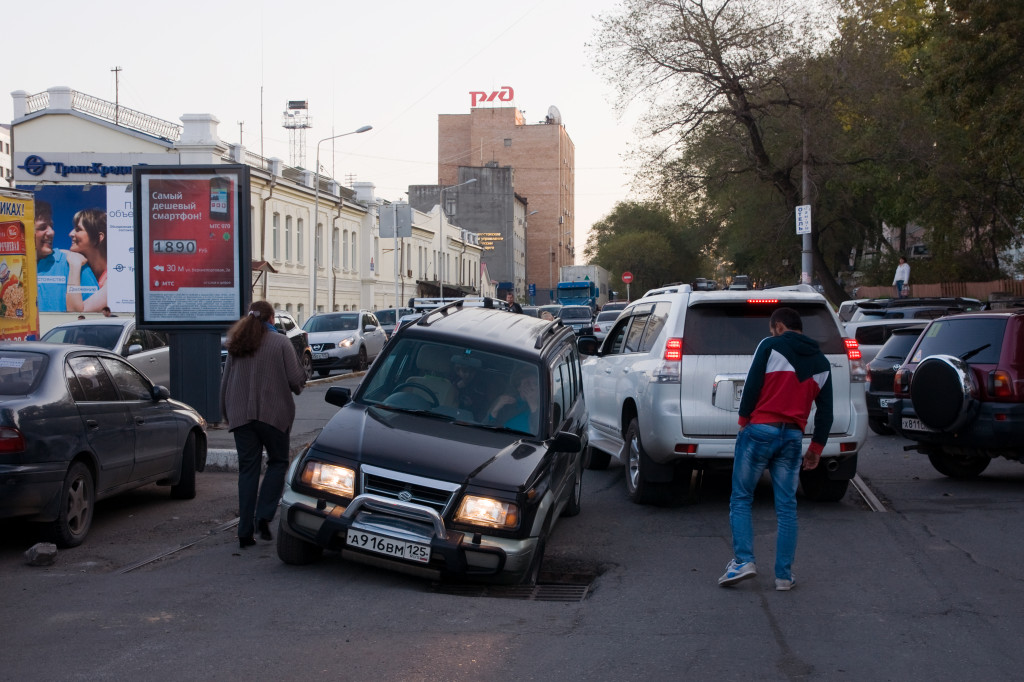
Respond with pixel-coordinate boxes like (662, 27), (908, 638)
(312, 352), (328, 360)
(346, 530), (431, 563)
(901, 417), (935, 432)
(879, 398), (892, 408)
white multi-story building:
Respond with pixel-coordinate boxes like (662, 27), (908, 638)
(0, 123), (12, 187)
(10, 86), (483, 329)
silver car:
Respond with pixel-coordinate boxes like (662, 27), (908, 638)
(303, 311), (387, 377)
(40, 317), (170, 387)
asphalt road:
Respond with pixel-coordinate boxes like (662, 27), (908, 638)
(3, 415), (1024, 679)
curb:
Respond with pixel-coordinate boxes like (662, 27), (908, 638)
(204, 440), (317, 473)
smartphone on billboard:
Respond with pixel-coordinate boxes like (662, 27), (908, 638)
(209, 176), (231, 220)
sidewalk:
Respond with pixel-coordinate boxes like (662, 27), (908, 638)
(204, 371), (364, 471)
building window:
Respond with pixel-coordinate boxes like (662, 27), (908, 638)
(351, 233), (357, 273)
(332, 227), (340, 270)
(298, 220), (305, 264)
(504, 138), (512, 147)
(272, 213), (280, 260)
(342, 230), (349, 270)
(285, 215), (293, 261)
(297, 303), (304, 325)
(315, 222), (323, 268)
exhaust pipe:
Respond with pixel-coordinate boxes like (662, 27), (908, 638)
(826, 459), (840, 472)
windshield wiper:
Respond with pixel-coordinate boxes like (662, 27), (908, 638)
(960, 343), (991, 362)
(369, 404), (457, 421)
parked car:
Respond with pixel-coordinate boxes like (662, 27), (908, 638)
(846, 297), (982, 323)
(521, 306), (540, 318)
(837, 298), (868, 323)
(592, 309), (621, 341)
(692, 278), (717, 291)
(303, 311), (387, 376)
(580, 283), (867, 504)
(0, 342), (207, 547)
(844, 318), (934, 364)
(558, 305), (595, 335)
(890, 310), (1024, 478)
(220, 310), (313, 380)
(601, 301), (630, 313)
(538, 304), (563, 319)
(864, 324), (927, 435)
(40, 317), (170, 387)
(276, 301), (595, 584)
(374, 307), (416, 338)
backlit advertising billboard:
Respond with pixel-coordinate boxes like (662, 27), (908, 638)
(133, 165), (251, 329)
(0, 189), (40, 340)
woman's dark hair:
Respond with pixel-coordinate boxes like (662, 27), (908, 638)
(226, 300), (275, 357)
(72, 208), (107, 258)
(36, 200), (53, 223)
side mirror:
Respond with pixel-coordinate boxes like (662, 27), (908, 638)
(127, 343), (143, 356)
(364, 325), (377, 333)
(151, 385), (171, 401)
(577, 336), (599, 355)
(550, 431), (583, 452)
(325, 386), (352, 408)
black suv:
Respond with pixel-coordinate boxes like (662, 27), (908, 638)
(847, 297), (982, 323)
(864, 324), (926, 434)
(890, 310), (1024, 478)
(276, 299), (596, 584)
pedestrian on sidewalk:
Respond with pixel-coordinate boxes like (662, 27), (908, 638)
(221, 300), (306, 549)
(719, 307), (833, 591)
(893, 257), (910, 298)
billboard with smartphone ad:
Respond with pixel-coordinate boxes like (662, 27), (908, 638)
(0, 189), (40, 341)
(133, 165), (251, 328)
(16, 184), (135, 314)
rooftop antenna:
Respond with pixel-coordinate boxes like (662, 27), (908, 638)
(111, 66), (122, 125)
(282, 100), (312, 168)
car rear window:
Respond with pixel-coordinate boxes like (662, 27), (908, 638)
(560, 308), (592, 320)
(0, 351), (48, 395)
(911, 318), (1006, 364)
(40, 324), (122, 350)
(875, 330), (923, 361)
(683, 302), (845, 355)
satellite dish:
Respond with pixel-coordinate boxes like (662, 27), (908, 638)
(546, 105), (562, 124)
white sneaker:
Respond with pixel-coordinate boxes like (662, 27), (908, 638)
(775, 577), (796, 591)
(718, 560), (757, 586)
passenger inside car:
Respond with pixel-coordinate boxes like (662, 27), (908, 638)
(405, 345), (457, 406)
(488, 364), (540, 435)
(449, 354), (488, 419)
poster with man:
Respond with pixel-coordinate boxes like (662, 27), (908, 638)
(27, 185), (134, 313)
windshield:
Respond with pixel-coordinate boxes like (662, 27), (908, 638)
(303, 314), (358, 333)
(560, 308), (592, 320)
(41, 324), (122, 350)
(375, 310), (397, 325)
(360, 338), (542, 437)
(0, 351), (48, 395)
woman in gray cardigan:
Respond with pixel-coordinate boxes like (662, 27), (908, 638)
(221, 300), (306, 548)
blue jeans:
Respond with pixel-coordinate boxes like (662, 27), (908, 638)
(233, 420), (290, 540)
(895, 280), (905, 297)
(729, 423), (804, 580)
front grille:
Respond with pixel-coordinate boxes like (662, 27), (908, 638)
(311, 343), (336, 352)
(361, 465), (460, 516)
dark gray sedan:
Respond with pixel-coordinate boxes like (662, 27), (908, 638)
(0, 342), (207, 547)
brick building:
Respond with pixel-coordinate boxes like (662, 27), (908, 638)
(438, 106), (574, 303)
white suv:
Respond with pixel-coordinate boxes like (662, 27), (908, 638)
(580, 284), (867, 505)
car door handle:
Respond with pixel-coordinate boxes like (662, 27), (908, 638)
(86, 419), (99, 429)
(135, 417), (145, 425)
(604, 368), (612, 374)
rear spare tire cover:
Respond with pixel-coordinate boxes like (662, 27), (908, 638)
(910, 355), (977, 431)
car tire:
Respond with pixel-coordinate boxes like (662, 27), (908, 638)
(911, 355), (978, 432)
(276, 522), (324, 565)
(49, 461), (94, 548)
(799, 466), (850, 502)
(927, 449), (991, 479)
(170, 432), (197, 500)
(868, 417), (894, 436)
(623, 418), (670, 505)
(562, 455), (583, 517)
(301, 352), (313, 381)
(357, 347), (368, 371)
(586, 446), (611, 471)
(317, 369), (331, 378)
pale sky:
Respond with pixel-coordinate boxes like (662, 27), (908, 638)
(5, 0), (643, 258)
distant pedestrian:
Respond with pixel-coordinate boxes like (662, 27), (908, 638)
(719, 307), (833, 591)
(506, 292), (523, 314)
(101, 306), (117, 317)
(893, 257), (910, 298)
(221, 300), (306, 549)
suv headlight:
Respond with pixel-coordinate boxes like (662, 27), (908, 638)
(300, 460), (356, 498)
(339, 335), (356, 348)
(454, 495), (519, 530)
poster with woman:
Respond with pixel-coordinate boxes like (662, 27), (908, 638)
(31, 185), (105, 313)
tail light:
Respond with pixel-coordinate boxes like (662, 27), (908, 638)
(747, 298), (780, 305)
(894, 368), (912, 397)
(654, 337), (683, 383)
(844, 338), (866, 382)
(989, 370), (1012, 398)
(0, 426), (26, 453)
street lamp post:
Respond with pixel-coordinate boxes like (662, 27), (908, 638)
(438, 178), (477, 301)
(311, 125), (372, 318)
